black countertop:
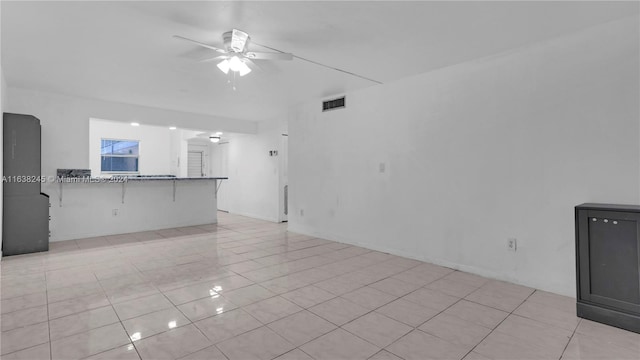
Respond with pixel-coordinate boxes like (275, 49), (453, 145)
(57, 176), (228, 183)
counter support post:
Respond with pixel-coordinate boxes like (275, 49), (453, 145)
(216, 179), (223, 196)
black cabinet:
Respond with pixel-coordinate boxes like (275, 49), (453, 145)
(575, 203), (640, 333)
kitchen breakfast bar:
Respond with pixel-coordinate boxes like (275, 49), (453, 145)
(49, 176), (227, 242)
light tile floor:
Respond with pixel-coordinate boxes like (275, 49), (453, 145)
(1, 212), (639, 360)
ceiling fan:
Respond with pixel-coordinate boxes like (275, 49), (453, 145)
(174, 29), (293, 77)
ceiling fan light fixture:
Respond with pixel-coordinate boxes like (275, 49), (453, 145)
(217, 56), (251, 77)
(228, 56), (243, 72)
(210, 136), (221, 143)
(217, 59), (230, 74)
(238, 62), (252, 77)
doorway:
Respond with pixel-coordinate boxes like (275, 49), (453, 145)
(187, 151), (204, 177)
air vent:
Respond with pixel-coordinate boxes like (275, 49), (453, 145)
(322, 96), (346, 112)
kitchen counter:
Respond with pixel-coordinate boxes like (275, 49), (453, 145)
(49, 176), (227, 241)
(57, 176), (227, 182)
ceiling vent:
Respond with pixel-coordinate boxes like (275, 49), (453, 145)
(322, 96), (346, 112)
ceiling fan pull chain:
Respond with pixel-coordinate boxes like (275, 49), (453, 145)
(232, 71), (237, 91)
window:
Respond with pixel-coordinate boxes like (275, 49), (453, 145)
(101, 139), (139, 173)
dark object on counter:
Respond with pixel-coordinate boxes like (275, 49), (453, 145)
(575, 203), (640, 334)
(3, 113), (50, 256)
(57, 169), (91, 178)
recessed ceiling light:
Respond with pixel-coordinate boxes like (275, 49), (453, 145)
(131, 122), (140, 127)
(169, 126), (177, 130)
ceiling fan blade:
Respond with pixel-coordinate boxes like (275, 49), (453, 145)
(199, 55), (228, 63)
(173, 35), (227, 54)
(245, 51), (293, 61)
(244, 58), (262, 72)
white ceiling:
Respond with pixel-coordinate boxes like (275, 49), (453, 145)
(2, 1), (637, 123)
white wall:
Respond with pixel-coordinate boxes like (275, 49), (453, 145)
(210, 124), (284, 222)
(5, 89), (256, 241)
(288, 16), (640, 297)
(89, 119), (173, 176)
(175, 130), (200, 178)
(169, 128), (181, 176)
(5, 88), (257, 180)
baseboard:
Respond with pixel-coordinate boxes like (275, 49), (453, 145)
(226, 210), (280, 223)
(577, 301), (640, 334)
(287, 223), (574, 298)
(50, 219), (219, 242)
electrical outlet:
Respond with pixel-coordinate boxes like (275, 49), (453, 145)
(379, 163), (386, 173)
(300, 209), (304, 217)
(507, 238), (517, 251)
(112, 209), (119, 217)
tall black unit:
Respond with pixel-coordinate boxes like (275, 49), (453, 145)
(575, 203), (640, 334)
(3, 113), (50, 256)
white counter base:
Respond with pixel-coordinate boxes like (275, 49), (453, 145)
(46, 179), (219, 241)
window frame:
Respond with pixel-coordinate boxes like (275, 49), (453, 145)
(100, 138), (141, 174)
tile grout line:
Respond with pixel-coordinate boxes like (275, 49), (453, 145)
(558, 318), (582, 360)
(145, 229), (262, 360)
(147, 225), (359, 359)
(93, 269), (144, 360)
(149, 245), (439, 354)
(188, 306), (263, 358)
(369, 277), (539, 359)
(367, 279), (472, 360)
(46, 271), (52, 360)
(316, 272), (463, 358)
(146, 244), (368, 305)
(459, 288), (539, 360)
(1, 272), (53, 358)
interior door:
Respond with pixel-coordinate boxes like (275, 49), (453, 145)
(187, 151), (203, 177)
